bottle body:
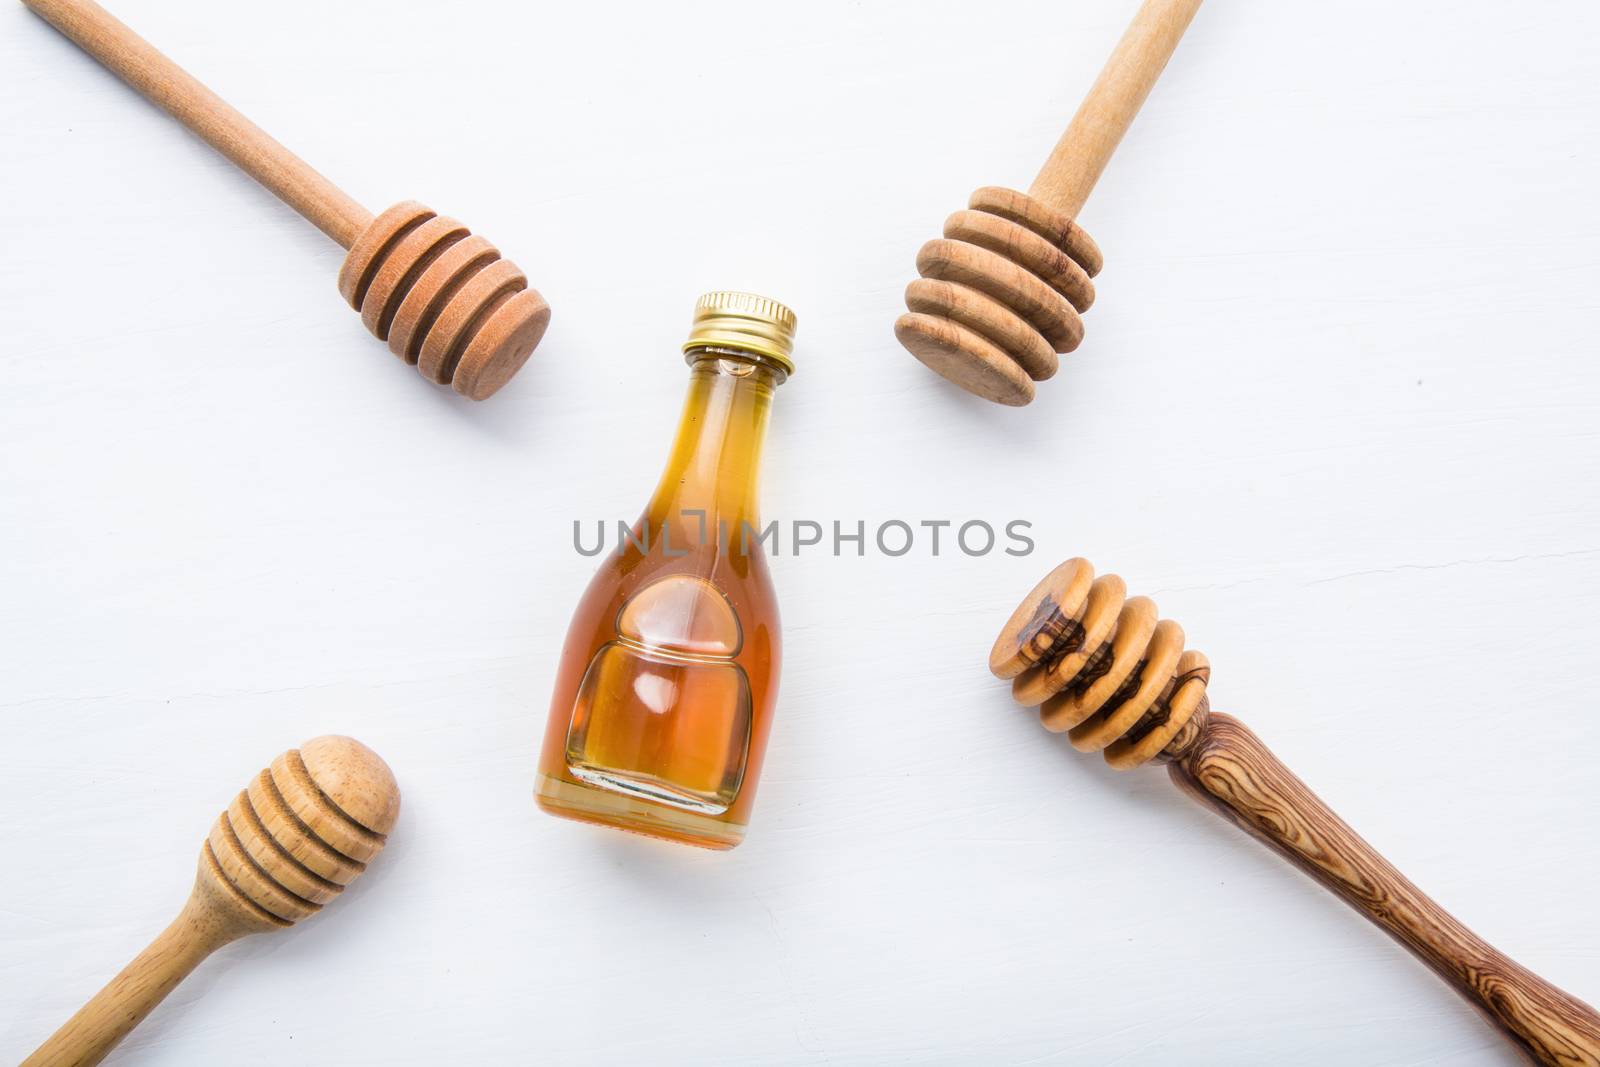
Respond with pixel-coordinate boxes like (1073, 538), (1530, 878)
(536, 351), (784, 849)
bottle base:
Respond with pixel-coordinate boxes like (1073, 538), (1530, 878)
(534, 772), (746, 850)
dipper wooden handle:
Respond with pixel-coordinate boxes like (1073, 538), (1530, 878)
(896, 0), (1202, 406)
(22, 0), (549, 400)
(1030, 0), (1202, 218)
(1175, 715), (1600, 1066)
(22, 736), (400, 1067)
(992, 559), (1600, 1065)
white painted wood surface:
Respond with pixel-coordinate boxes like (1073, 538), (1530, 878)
(2, 1), (1597, 1063)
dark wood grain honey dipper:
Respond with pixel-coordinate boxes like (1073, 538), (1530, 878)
(993, 557), (1600, 1066)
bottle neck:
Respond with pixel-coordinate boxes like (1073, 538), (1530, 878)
(647, 351), (783, 533)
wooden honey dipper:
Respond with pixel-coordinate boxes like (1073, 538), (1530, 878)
(895, 0), (1202, 406)
(23, 0), (550, 401)
(991, 558), (1600, 1066)
(22, 736), (401, 1067)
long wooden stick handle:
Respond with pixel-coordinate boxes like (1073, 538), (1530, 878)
(1171, 713), (1600, 1067)
(22, 896), (236, 1067)
(1029, 0), (1203, 219)
(22, 0), (373, 247)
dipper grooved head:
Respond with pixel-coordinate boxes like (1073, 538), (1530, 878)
(992, 558), (1210, 768)
(896, 188), (1100, 407)
(339, 201), (551, 401)
(204, 735), (400, 929)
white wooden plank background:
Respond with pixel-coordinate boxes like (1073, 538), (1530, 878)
(2, 1), (1597, 1063)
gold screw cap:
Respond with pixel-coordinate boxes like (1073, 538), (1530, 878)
(683, 291), (797, 374)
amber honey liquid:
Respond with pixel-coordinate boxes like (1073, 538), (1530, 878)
(535, 353), (783, 848)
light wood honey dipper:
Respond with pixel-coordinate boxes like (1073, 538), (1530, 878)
(991, 558), (1600, 1066)
(23, 0), (550, 400)
(22, 736), (400, 1067)
(895, 0), (1202, 406)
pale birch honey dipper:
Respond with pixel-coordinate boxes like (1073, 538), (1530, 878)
(993, 558), (1600, 1066)
(896, 0), (1202, 405)
(21, 736), (400, 1067)
(23, 0), (550, 400)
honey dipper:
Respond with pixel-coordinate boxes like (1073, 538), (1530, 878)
(895, 0), (1202, 406)
(22, 736), (400, 1067)
(991, 558), (1600, 1066)
(23, 0), (549, 401)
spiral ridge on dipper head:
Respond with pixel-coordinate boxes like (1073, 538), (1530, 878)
(896, 187), (1102, 406)
(990, 558), (1210, 768)
(338, 202), (551, 401)
(201, 736), (400, 928)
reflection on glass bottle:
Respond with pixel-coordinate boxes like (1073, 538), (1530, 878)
(536, 292), (795, 849)
(566, 575), (751, 814)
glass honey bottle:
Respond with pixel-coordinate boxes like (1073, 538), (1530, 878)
(535, 292), (795, 849)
